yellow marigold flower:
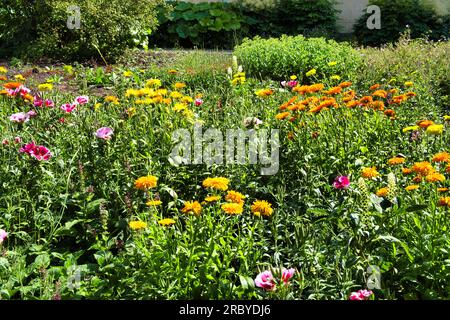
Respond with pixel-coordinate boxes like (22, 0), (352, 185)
(404, 81), (413, 87)
(162, 98), (172, 105)
(174, 82), (186, 89)
(402, 168), (413, 175)
(290, 75), (297, 80)
(438, 197), (450, 207)
(170, 91), (183, 99)
(411, 162), (434, 176)
(437, 188), (449, 193)
(328, 61), (337, 67)
(146, 79), (162, 88)
(202, 177), (229, 191)
(447, 163), (450, 173)
(125, 89), (140, 97)
(129, 220), (147, 230)
(444, 115), (450, 121)
(14, 74), (25, 81)
(158, 218), (176, 226)
(168, 69), (178, 75)
(173, 103), (188, 112)
(376, 187), (389, 197)
(405, 185), (419, 191)
(38, 83), (53, 91)
(417, 120), (434, 129)
(403, 126), (419, 133)
(221, 202), (244, 215)
(225, 190), (245, 205)
(275, 112), (291, 120)
(388, 157), (406, 165)
(361, 167), (380, 179)
(134, 175), (158, 190)
(330, 75), (341, 81)
(126, 107), (136, 117)
(255, 89), (274, 97)
(432, 152), (449, 163)
(425, 172), (445, 183)
(157, 89), (168, 96)
(204, 195), (221, 202)
(426, 124), (444, 135)
(181, 201), (202, 216)
(105, 95), (119, 104)
(0, 66), (7, 73)
(251, 200), (273, 217)
(123, 71), (133, 77)
(181, 96), (194, 104)
(306, 69), (317, 77)
(146, 200), (162, 206)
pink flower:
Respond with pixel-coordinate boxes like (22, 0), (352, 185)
(45, 99), (55, 108)
(19, 142), (37, 154)
(349, 289), (373, 301)
(281, 268), (296, 283)
(59, 118), (65, 123)
(0, 229), (7, 244)
(2, 139), (9, 145)
(75, 95), (89, 105)
(61, 103), (77, 113)
(34, 96), (43, 107)
(254, 270), (276, 291)
(333, 176), (350, 189)
(31, 145), (52, 161)
(10, 112), (30, 123)
(95, 127), (114, 140)
(280, 81), (287, 87)
(27, 110), (37, 118)
(195, 98), (203, 106)
(287, 80), (298, 88)
(14, 137), (22, 144)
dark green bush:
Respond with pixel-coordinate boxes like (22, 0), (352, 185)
(353, 0), (450, 46)
(0, 0), (163, 61)
(234, 35), (362, 81)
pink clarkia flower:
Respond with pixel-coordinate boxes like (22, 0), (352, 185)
(27, 110), (37, 118)
(95, 127), (114, 140)
(0, 229), (8, 244)
(349, 289), (373, 301)
(31, 145), (52, 161)
(287, 80), (298, 88)
(254, 270), (276, 291)
(281, 268), (296, 283)
(14, 137), (22, 144)
(194, 98), (203, 106)
(333, 176), (350, 189)
(19, 142), (37, 154)
(45, 99), (55, 108)
(75, 95), (89, 105)
(10, 112), (30, 123)
(34, 96), (43, 107)
(61, 103), (77, 113)
(2, 139), (9, 145)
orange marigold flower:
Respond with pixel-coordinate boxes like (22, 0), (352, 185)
(308, 83), (325, 93)
(376, 187), (389, 197)
(392, 95), (408, 104)
(432, 152), (449, 163)
(405, 185), (419, 191)
(406, 91), (416, 97)
(402, 167), (413, 175)
(384, 109), (396, 118)
(324, 86), (342, 95)
(372, 90), (387, 98)
(275, 112), (291, 120)
(221, 202), (243, 215)
(438, 197), (450, 207)
(134, 175), (158, 190)
(361, 167), (380, 179)
(388, 157), (405, 165)
(359, 96), (373, 104)
(225, 190), (245, 205)
(346, 100), (359, 108)
(0, 76), (7, 81)
(370, 84), (381, 90)
(417, 120), (434, 128)
(425, 172), (446, 183)
(181, 201), (202, 216)
(339, 81), (352, 88)
(411, 161), (434, 176)
(3, 82), (22, 89)
(293, 85), (310, 95)
(437, 188), (449, 193)
(446, 163), (450, 173)
(251, 200), (273, 217)
(413, 175), (423, 183)
(369, 100), (385, 111)
(279, 96), (298, 110)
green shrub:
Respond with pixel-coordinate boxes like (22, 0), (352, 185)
(233, 35), (362, 81)
(353, 0), (450, 46)
(0, 0), (164, 61)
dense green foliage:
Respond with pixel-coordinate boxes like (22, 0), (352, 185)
(0, 0), (163, 61)
(234, 35), (362, 81)
(354, 0), (450, 46)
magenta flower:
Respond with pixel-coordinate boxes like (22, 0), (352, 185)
(287, 80), (298, 88)
(254, 270), (276, 291)
(2, 139), (9, 145)
(61, 103), (77, 113)
(75, 95), (89, 105)
(19, 142), (52, 161)
(333, 176), (350, 189)
(281, 268), (296, 284)
(195, 98), (203, 106)
(10, 112), (30, 123)
(0, 229), (7, 244)
(95, 127), (114, 140)
(14, 137), (22, 144)
(45, 99), (55, 107)
(34, 96), (43, 107)
(349, 289), (373, 301)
